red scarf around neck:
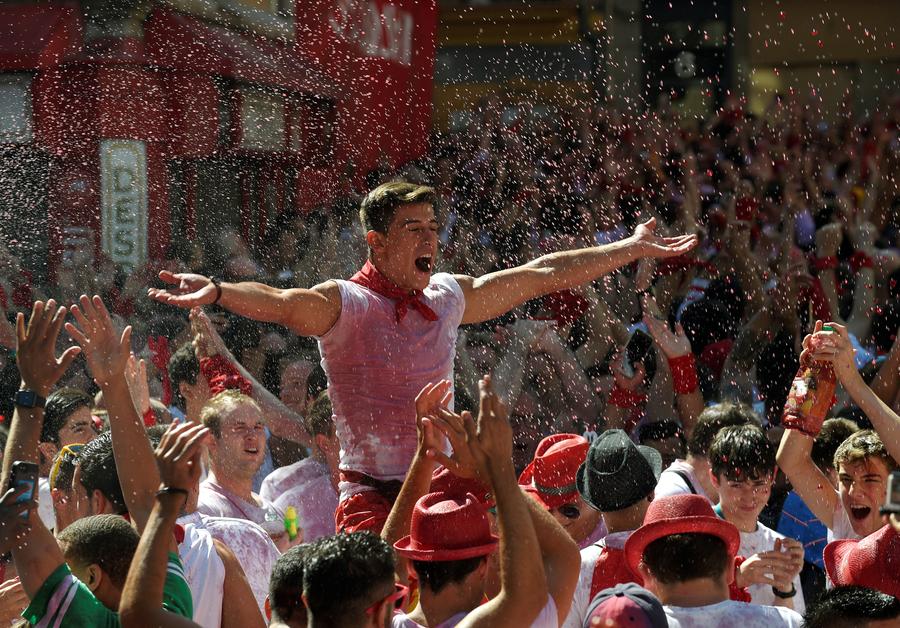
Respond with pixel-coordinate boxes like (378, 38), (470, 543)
(350, 260), (438, 323)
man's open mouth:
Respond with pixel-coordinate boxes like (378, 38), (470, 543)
(849, 505), (871, 520)
(244, 448), (259, 455)
(415, 255), (433, 272)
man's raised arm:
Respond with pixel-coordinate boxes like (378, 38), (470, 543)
(148, 271), (341, 337)
(456, 218), (697, 325)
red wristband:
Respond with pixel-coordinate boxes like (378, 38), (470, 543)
(142, 407), (156, 427)
(608, 385), (647, 409)
(850, 251), (874, 272)
(668, 353), (700, 394)
(810, 256), (838, 273)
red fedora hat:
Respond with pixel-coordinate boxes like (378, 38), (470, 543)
(824, 525), (900, 597)
(431, 466), (494, 509)
(518, 434), (589, 510)
(624, 494), (740, 577)
(394, 491), (499, 562)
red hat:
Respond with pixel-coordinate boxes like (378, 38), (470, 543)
(823, 525), (900, 597)
(394, 491), (499, 562)
(518, 434), (588, 510)
(624, 494), (740, 578)
(430, 466), (494, 509)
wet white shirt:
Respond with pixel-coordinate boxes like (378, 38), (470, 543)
(392, 595), (558, 628)
(737, 521), (805, 615)
(664, 599), (803, 627)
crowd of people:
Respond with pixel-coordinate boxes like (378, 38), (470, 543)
(0, 89), (899, 627)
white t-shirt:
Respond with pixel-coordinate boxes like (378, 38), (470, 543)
(664, 599), (803, 628)
(262, 457), (339, 542)
(179, 511), (279, 621)
(738, 522), (805, 615)
(828, 495), (861, 542)
(392, 595), (557, 628)
(178, 517), (226, 628)
(655, 460), (712, 502)
(562, 530), (635, 628)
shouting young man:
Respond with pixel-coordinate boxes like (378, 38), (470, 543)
(149, 181), (697, 532)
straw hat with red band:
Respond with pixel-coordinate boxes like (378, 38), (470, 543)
(624, 494), (741, 578)
(394, 491), (499, 562)
(518, 434), (588, 510)
(823, 525), (900, 597)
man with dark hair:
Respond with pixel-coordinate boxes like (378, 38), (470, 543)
(625, 494), (803, 626)
(383, 377), (579, 627)
(262, 392), (339, 542)
(76, 431), (129, 516)
(655, 402), (759, 503)
(150, 180), (697, 533)
(563, 429), (661, 628)
(637, 420), (686, 469)
(266, 545), (310, 628)
(708, 425), (805, 612)
(36, 387), (96, 528)
(0, 300), (193, 626)
(303, 532), (398, 628)
(778, 418), (859, 604)
(803, 586), (900, 628)
(168, 341), (207, 422)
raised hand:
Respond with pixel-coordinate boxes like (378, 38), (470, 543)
(0, 577), (27, 626)
(124, 353), (151, 417)
(806, 321), (857, 382)
(428, 406), (480, 479)
(0, 486), (33, 555)
(611, 349), (646, 392)
(413, 380), (453, 460)
(147, 270), (217, 308)
(16, 300), (81, 397)
(772, 537), (804, 592)
(462, 376), (514, 480)
(643, 309), (691, 359)
(190, 307), (228, 359)
(631, 217), (698, 259)
(65, 295), (131, 389)
(155, 422), (210, 492)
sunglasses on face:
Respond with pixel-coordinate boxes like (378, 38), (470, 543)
(365, 582), (410, 615)
(556, 503), (581, 520)
(49, 443), (84, 490)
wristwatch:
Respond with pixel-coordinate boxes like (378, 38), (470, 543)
(772, 584), (797, 599)
(13, 389), (46, 409)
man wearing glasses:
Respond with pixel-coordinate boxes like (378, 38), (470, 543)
(47, 442), (84, 533)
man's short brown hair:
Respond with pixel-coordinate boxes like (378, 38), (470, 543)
(359, 181), (435, 234)
(833, 429), (898, 472)
(304, 392), (334, 438)
(200, 390), (261, 438)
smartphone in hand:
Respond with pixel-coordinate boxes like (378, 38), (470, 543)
(8, 461), (39, 519)
(881, 470), (900, 516)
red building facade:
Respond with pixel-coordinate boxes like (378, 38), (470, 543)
(0, 0), (436, 277)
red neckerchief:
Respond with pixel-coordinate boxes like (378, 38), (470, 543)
(350, 260), (438, 323)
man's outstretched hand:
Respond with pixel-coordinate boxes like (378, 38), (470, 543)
(155, 422), (210, 493)
(630, 217), (698, 259)
(16, 300), (81, 397)
(147, 271), (217, 308)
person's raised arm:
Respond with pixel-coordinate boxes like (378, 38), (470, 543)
(382, 381), (452, 584)
(870, 333), (900, 409)
(3, 301), (80, 598)
(456, 218), (697, 325)
(119, 422), (208, 628)
(809, 323), (900, 463)
(458, 377), (548, 628)
(776, 325), (839, 529)
(190, 308), (310, 447)
(148, 271), (341, 338)
(65, 295), (157, 533)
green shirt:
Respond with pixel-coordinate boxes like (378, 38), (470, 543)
(23, 552), (193, 627)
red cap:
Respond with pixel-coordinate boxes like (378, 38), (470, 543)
(394, 491), (499, 562)
(824, 525), (900, 597)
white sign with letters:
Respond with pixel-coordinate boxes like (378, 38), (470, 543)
(100, 139), (148, 274)
(329, 0), (414, 66)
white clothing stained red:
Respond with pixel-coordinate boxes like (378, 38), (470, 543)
(317, 275), (465, 493)
(262, 457), (339, 541)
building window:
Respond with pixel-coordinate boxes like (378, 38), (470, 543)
(238, 87), (286, 152)
(0, 74), (33, 144)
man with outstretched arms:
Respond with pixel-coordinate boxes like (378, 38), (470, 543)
(149, 182), (697, 532)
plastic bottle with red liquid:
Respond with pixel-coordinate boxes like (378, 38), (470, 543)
(781, 325), (838, 437)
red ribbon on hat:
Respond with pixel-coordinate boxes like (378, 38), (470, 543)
(200, 355), (252, 396)
(350, 260), (437, 324)
(148, 335), (172, 407)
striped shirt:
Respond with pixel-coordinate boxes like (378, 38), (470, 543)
(22, 553), (193, 627)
